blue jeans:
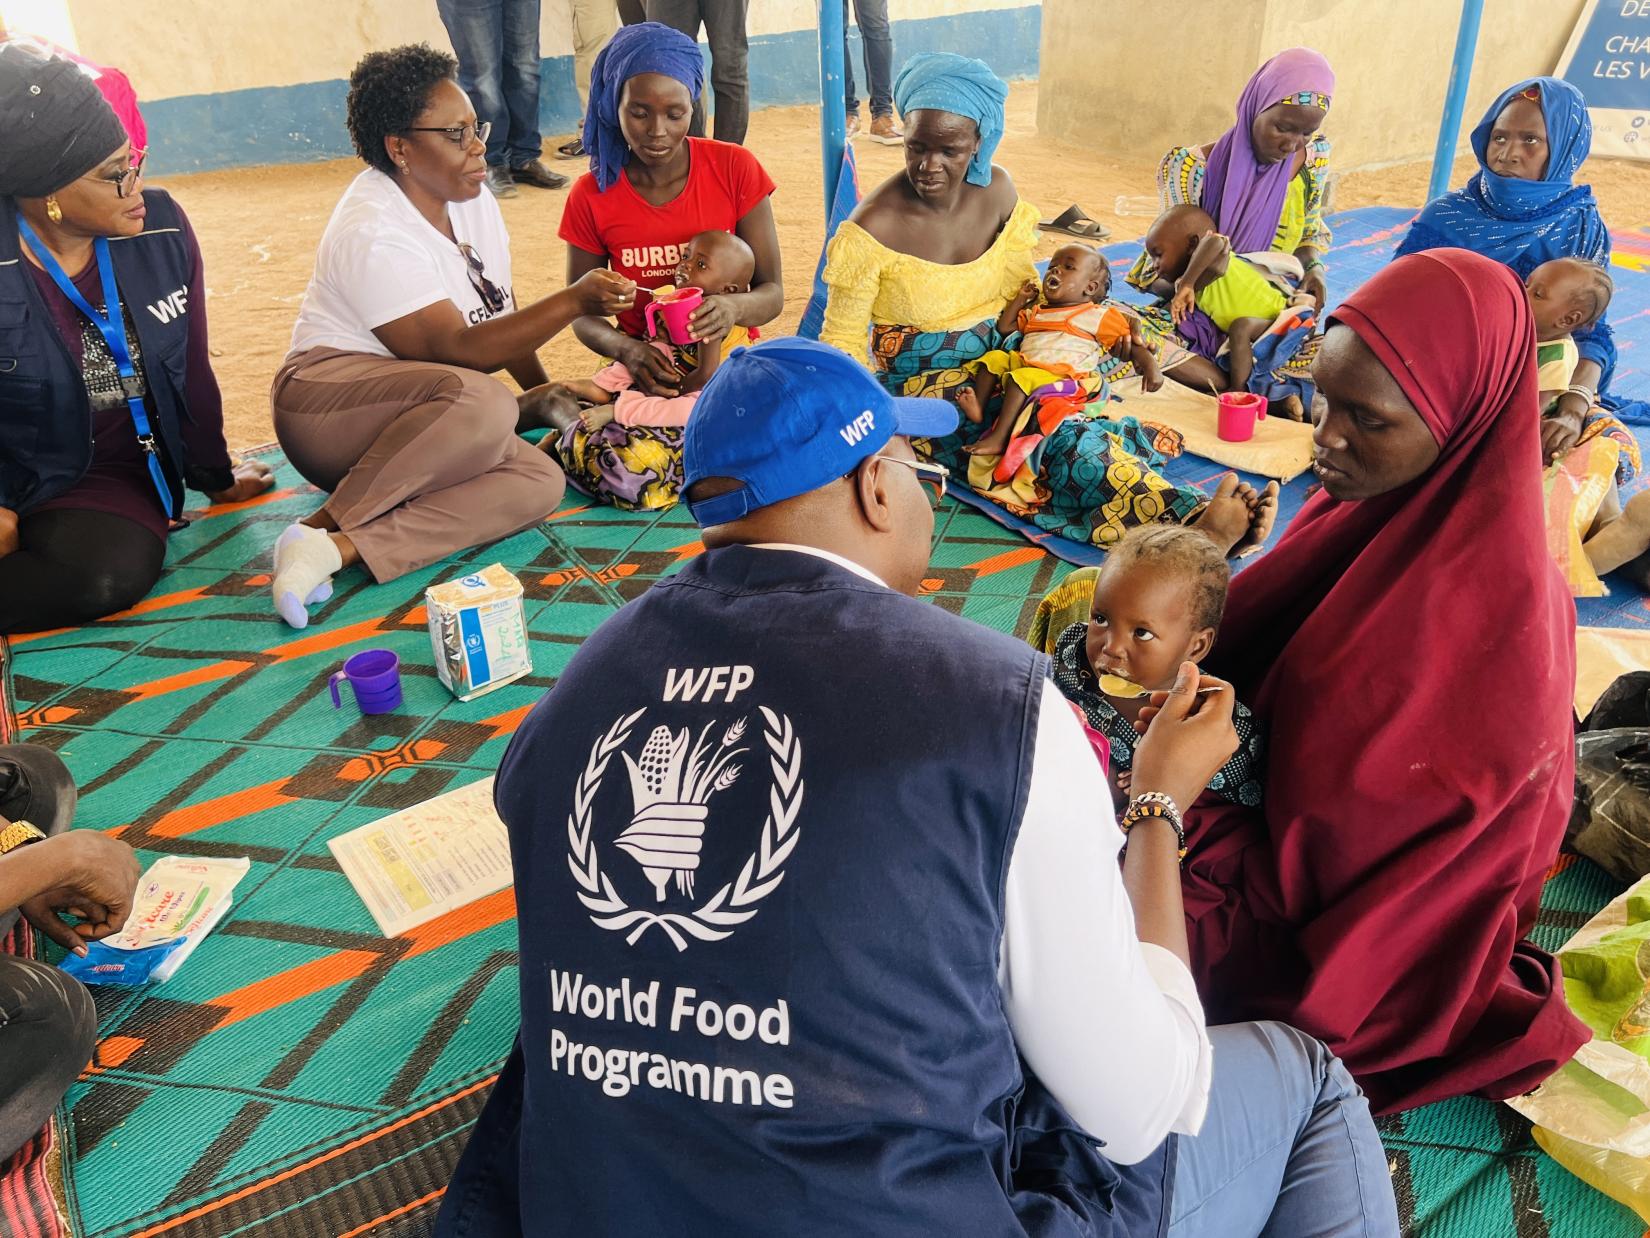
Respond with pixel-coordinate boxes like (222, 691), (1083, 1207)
(1169, 1022), (1400, 1237)
(843, 0), (893, 117)
(644, 0), (749, 144)
(435, 0), (544, 167)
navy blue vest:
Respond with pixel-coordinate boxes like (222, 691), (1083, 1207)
(0, 190), (202, 515)
(439, 547), (1172, 1237)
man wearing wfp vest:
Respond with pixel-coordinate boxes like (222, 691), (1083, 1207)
(437, 338), (1399, 1236)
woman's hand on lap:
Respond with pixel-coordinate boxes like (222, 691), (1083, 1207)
(1297, 268), (1328, 312)
(207, 459), (276, 505)
(1129, 665), (1239, 812)
(574, 269), (638, 318)
(0, 507), (16, 557)
(688, 294), (738, 343)
(1541, 402), (1585, 464)
(623, 339), (683, 396)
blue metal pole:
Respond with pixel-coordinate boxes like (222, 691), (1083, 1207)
(1426, 0), (1487, 203)
(818, 0), (847, 217)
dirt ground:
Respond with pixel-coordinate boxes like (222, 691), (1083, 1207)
(161, 81), (1650, 450)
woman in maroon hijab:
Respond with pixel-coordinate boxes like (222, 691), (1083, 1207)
(1182, 248), (1588, 1113)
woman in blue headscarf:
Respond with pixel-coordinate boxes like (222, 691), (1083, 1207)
(553, 21), (782, 510)
(821, 53), (1273, 557)
(1396, 77), (1642, 488)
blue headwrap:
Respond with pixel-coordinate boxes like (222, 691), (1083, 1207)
(583, 22), (704, 193)
(1469, 76), (1594, 220)
(1393, 75), (1639, 417)
(891, 53), (1007, 188)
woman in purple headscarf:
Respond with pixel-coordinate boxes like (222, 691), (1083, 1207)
(1126, 48), (1336, 400)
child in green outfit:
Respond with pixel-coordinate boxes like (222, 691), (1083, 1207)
(1144, 204), (1295, 397)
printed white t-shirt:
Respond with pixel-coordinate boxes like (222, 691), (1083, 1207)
(288, 167), (517, 358)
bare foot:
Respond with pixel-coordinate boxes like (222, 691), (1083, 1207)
(1189, 473), (1250, 554)
(1270, 394), (1304, 422)
(1233, 480), (1281, 557)
(1584, 490), (1650, 578)
(519, 384), (586, 434)
(956, 388), (985, 424)
(963, 429), (1013, 458)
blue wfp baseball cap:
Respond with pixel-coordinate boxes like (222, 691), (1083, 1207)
(683, 338), (958, 528)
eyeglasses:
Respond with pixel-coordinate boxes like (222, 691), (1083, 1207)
(404, 121), (491, 148)
(457, 242), (509, 314)
(84, 148), (146, 199)
(872, 454), (949, 505)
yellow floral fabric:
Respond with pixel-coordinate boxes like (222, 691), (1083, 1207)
(819, 199), (1042, 364)
(1154, 136), (1333, 252)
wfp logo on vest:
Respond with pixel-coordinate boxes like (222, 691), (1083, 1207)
(567, 673), (804, 952)
(839, 409), (876, 446)
(146, 287), (188, 324)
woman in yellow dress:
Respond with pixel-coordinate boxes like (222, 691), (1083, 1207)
(820, 53), (1269, 554)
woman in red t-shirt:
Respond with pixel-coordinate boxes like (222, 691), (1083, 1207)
(552, 22), (781, 509)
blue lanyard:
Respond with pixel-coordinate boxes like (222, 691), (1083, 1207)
(17, 218), (176, 517)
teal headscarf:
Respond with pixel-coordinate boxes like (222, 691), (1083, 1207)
(891, 53), (1007, 188)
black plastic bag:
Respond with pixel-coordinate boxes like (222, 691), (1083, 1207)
(1569, 673), (1650, 882)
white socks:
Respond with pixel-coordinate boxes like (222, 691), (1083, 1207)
(273, 523), (343, 629)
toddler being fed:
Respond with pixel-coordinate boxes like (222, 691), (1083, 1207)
(959, 243), (1162, 463)
(537, 229), (757, 432)
(1144, 204), (1297, 406)
(1050, 524), (1264, 808)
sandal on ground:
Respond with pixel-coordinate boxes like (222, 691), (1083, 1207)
(555, 137), (585, 159)
(1039, 205), (1111, 241)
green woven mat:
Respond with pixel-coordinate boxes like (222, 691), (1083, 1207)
(0, 457), (1638, 1237)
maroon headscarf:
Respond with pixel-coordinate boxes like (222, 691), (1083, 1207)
(1184, 249), (1587, 1114)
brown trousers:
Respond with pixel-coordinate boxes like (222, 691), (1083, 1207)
(271, 348), (565, 582)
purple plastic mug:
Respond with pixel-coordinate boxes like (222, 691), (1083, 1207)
(329, 649), (402, 715)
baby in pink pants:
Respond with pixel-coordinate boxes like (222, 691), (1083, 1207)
(562, 229), (757, 430)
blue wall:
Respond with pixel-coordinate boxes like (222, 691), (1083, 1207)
(143, 6), (1042, 175)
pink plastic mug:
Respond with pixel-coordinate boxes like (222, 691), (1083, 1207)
(644, 286), (704, 345)
(1216, 391), (1267, 442)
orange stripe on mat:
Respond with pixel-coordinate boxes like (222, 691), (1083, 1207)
(125, 1075), (497, 1238)
(546, 505), (591, 521)
(94, 1035), (146, 1069)
(403, 888), (517, 959)
(967, 546), (1045, 578)
(116, 587), (213, 619)
(143, 782), (296, 839)
(190, 486), (302, 518)
(335, 1189), (447, 1238)
(8, 587), (213, 645)
(126, 660), (256, 700)
(264, 617), (390, 663)
(481, 704), (531, 738)
(212, 949), (382, 1029)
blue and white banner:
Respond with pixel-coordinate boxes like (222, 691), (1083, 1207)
(1558, 0), (1650, 159)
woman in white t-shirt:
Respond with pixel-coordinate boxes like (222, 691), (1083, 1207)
(269, 44), (633, 628)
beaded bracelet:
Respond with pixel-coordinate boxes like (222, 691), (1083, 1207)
(1119, 793), (1188, 864)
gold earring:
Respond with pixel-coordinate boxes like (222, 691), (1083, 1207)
(45, 196), (62, 223)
